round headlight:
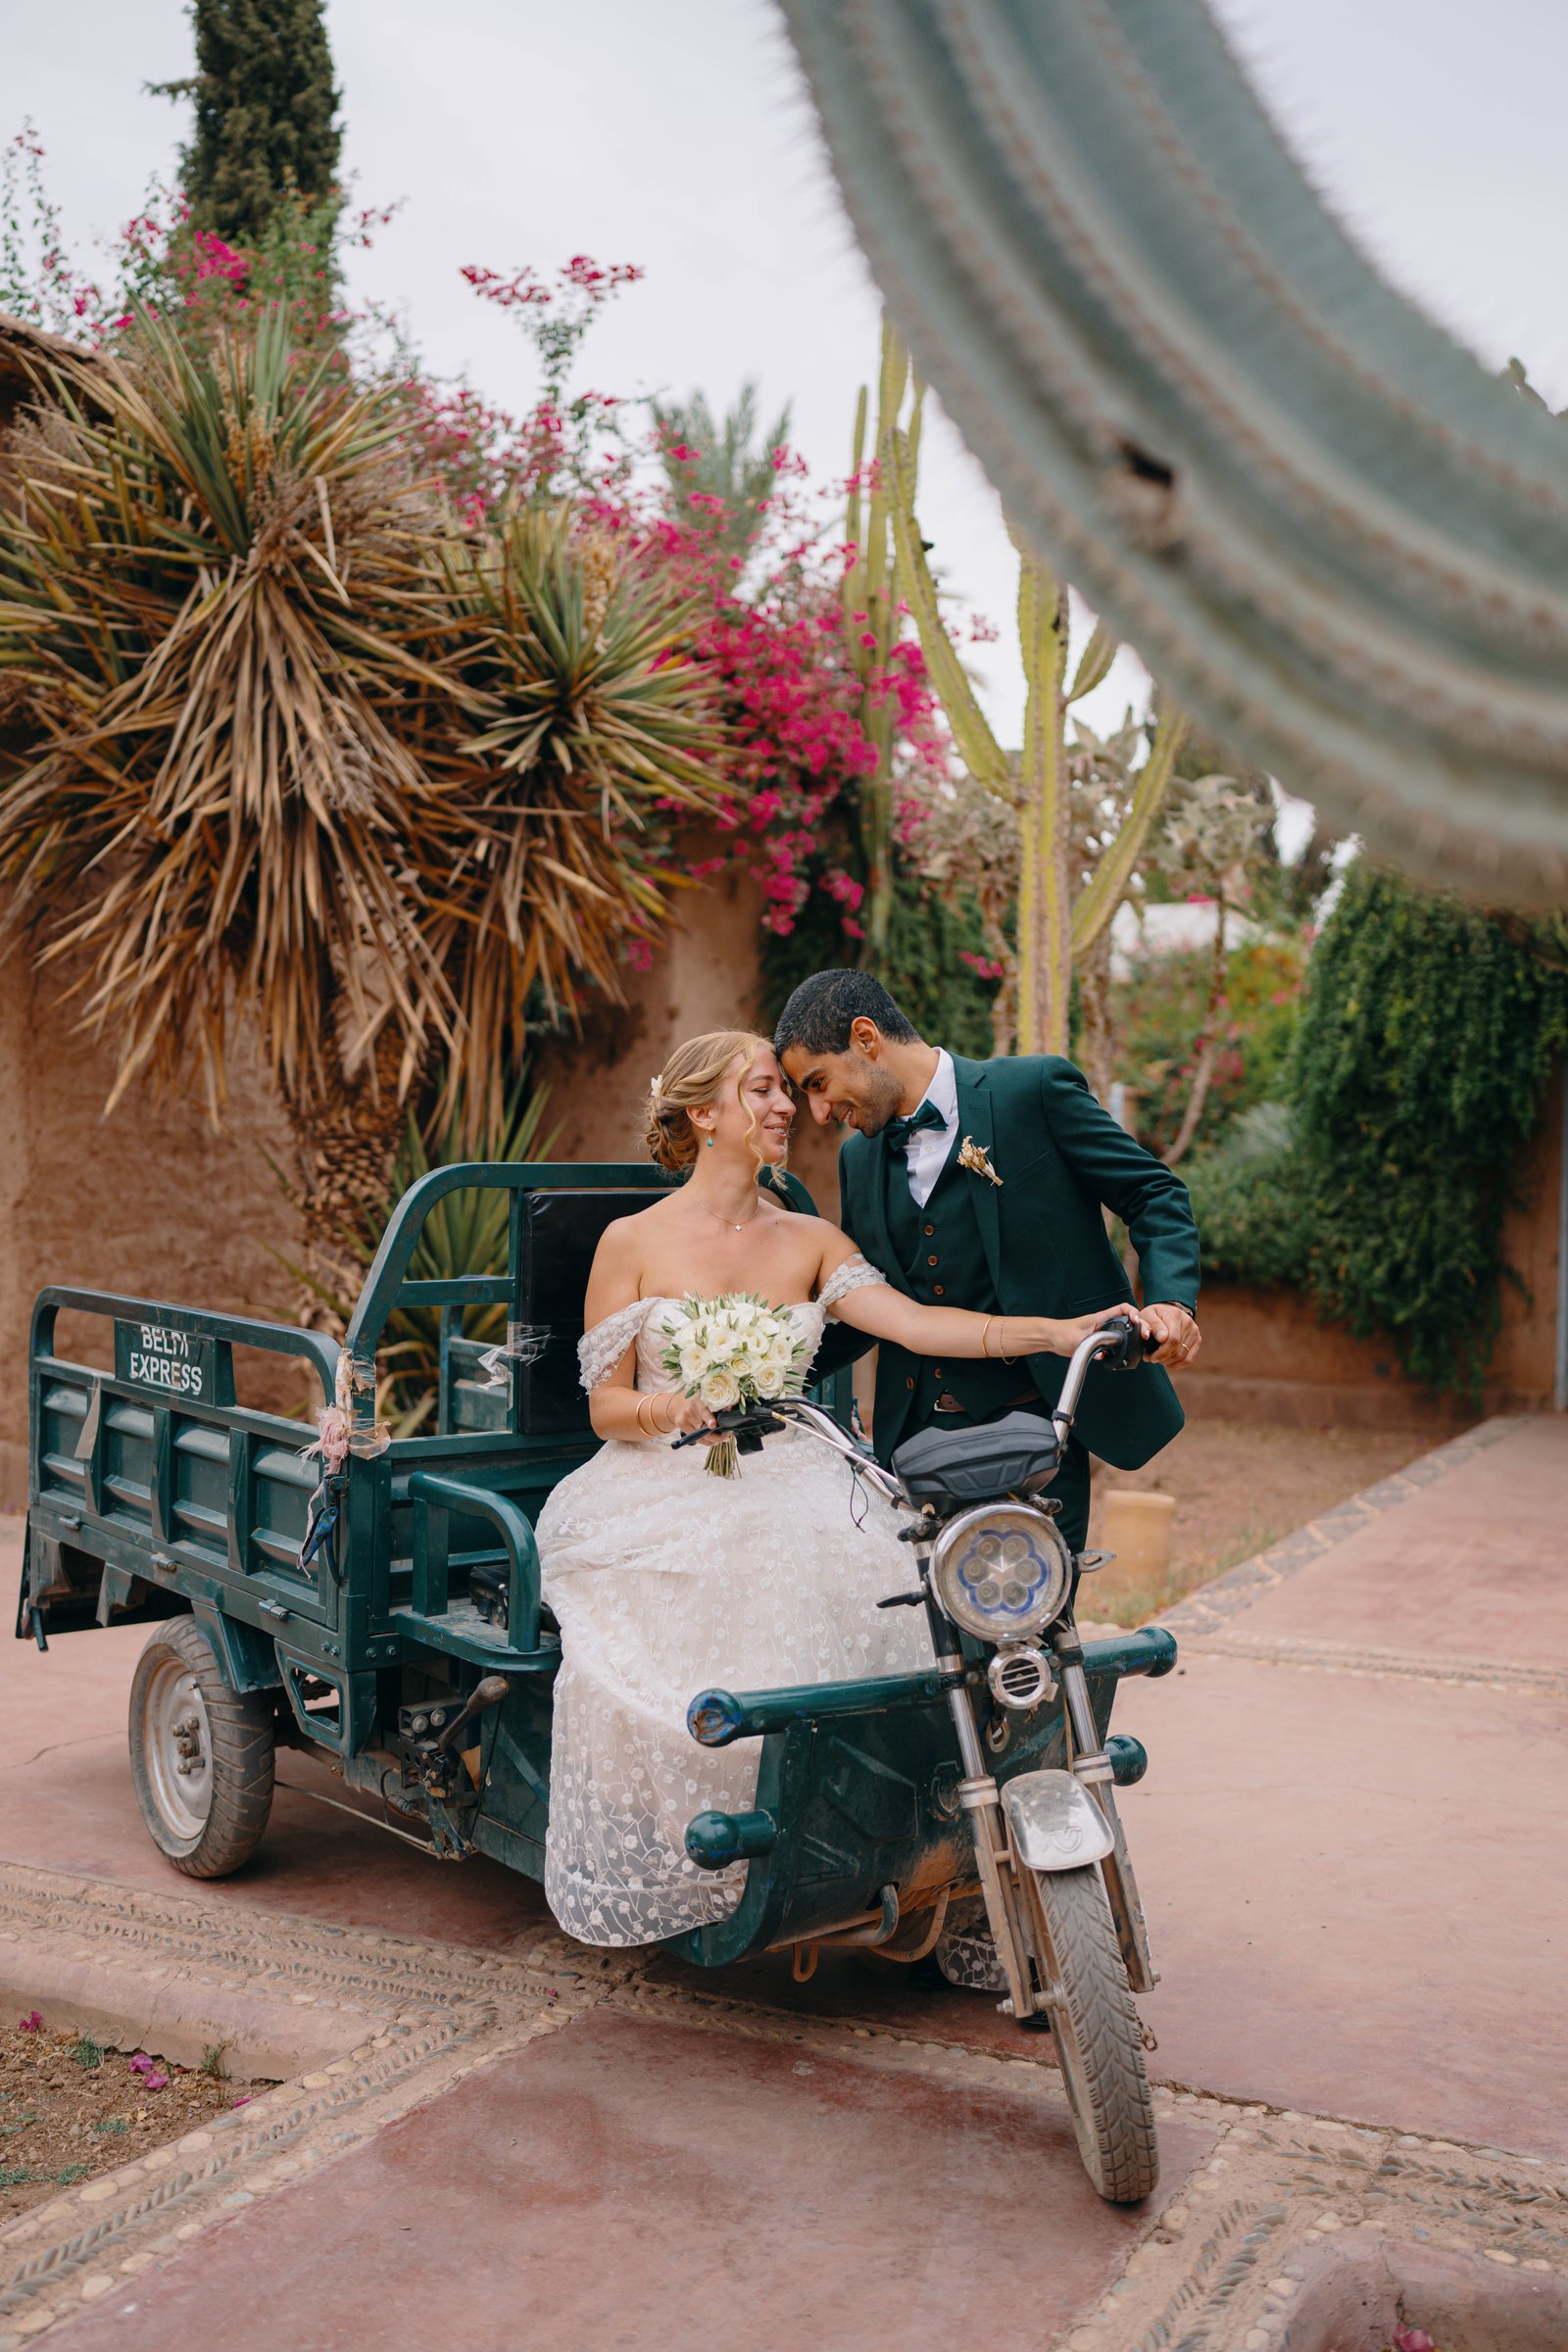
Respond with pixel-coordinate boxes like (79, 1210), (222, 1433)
(931, 1503), (1072, 1642)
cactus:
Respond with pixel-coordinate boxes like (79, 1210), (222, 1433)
(840, 320), (918, 965)
(884, 385), (1186, 1054)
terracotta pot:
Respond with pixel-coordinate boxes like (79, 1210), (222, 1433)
(1091, 1490), (1176, 1603)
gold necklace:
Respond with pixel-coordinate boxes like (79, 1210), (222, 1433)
(694, 1194), (760, 1233)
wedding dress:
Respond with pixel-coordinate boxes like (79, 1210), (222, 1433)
(536, 1254), (929, 1947)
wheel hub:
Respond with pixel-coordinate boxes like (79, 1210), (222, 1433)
(141, 1661), (213, 1839)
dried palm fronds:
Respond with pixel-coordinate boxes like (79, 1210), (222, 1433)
(0, 304), (453, 1120)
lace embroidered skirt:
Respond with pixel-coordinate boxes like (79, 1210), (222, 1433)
(535, 1425), (927, 1947)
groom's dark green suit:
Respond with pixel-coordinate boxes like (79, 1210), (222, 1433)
(833, 1054), (1200, 1546)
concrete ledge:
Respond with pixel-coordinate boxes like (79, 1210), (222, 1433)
(0, 1933), (382, 2081)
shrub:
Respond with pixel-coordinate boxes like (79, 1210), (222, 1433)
(1290, 867), (1568, 1397)
(1180, 1104), (1312, 1291)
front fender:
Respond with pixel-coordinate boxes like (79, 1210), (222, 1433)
(1004, 1768), (1115, 1871)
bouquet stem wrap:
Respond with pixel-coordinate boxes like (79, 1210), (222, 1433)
(659, 1293), (810, 1479)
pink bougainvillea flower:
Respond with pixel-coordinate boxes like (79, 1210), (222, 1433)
(144, 2070), (170, 2091)
(229, 2094), (253, 2109)
(19, 2010), (42, 2033)
(1393, 2329), (1436, 2352)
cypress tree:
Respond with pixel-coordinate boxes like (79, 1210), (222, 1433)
(157, 0), (342, 248)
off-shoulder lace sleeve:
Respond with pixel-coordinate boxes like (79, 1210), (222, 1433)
(818, 1252), (889, 1313)
(577, 1300), (650, 1392)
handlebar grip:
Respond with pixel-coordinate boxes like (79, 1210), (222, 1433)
(669, 1403), (785, 1451)
(1095, 1313), (1159, 1373)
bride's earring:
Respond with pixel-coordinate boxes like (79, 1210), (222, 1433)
(705, 1134), (714, 1149)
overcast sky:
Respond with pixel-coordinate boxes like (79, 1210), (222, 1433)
(8, 0), (1568, 760)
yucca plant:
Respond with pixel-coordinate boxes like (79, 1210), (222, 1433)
(0, 306), (456, 1264)
(0, 311), (724, 1277)
(416, 505), (722, 1133)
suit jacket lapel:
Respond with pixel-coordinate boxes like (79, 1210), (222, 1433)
(953, 1056), (1004, 1298)
(851, 1132), (906, 1293)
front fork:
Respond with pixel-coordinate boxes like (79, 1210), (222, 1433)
(922, 1581), (1158, 2013)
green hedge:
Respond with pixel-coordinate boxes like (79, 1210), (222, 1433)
(1182, 867), (1568, 1398)
(1178, 1105), (1312, 1291)
(1290, 867), (1566, 1396)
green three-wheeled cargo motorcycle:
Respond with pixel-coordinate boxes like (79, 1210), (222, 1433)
(15, 1160), (1178, 2201)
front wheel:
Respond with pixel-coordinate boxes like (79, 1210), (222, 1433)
(1026, 1864), (1158, 2203)
(128, 1618), (275, 1878)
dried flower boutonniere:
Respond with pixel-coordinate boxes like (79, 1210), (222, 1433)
(957, 1136), (1003, 1187)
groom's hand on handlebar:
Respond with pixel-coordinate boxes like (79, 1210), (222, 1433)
(1140, 1301), (1200, 1369)
(1045, 1303), (1157, 1356)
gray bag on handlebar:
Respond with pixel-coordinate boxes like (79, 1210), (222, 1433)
(892, 1410), (1062, 1505)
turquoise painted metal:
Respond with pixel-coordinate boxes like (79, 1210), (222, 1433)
(15, 1162), (1173, 1967)
(780, 0), (1568, 906)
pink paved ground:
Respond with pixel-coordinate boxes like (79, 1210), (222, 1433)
(1231, 1413), (1568, 1667)
(3, 1412), (1565, 2340)
(38, 2009), (1217, 2352)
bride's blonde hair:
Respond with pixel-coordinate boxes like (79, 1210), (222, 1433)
(645, 1030), (782, 1175)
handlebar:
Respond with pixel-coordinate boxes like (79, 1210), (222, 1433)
(1052, 1311), (1154, 1426)
(664, 1313), (1152, 1496)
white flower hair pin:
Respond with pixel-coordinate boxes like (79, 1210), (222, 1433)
(958, 1136), (1003, 1187)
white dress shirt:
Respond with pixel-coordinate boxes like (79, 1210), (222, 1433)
(902, 1049), (959, 1209)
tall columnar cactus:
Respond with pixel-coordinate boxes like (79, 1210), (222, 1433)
(841, 320), (917, 965)
(885, 411), (1184, 1055)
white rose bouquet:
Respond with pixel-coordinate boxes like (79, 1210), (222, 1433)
(659, 1293), (810, 1478)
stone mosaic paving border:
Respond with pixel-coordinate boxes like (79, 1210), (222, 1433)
(1186, 1631), (1568, 1697)
(1, 1860), (1561, 2351)
(1159, 1415), (1520, 1644)
(0, 1866), (624, 2345)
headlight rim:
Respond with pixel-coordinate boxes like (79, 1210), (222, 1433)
(929, 1498), (1073, 1642)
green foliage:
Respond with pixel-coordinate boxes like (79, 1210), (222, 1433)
(157, 0), (342, 247)
(654, 383), (792, 561)
(71, 2034), (104, 2070)
(1289, 866), (1568, 1396)
(1179, 1104), (1312, 1289)
(759, 860), (1000, 1058)
(1107, 933), (1305, 1157)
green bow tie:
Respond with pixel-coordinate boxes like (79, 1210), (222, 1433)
(885, 1100), (947, 1150)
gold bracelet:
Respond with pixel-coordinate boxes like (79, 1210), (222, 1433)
(652, 1393), (672, 1436)
(980, 1314), (997, 1358)
(998, 1318), (1017, 1365)
(635, 1394), (653, 1437)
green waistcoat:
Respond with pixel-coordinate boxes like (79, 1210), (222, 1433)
(884, 1141), (1020, 1424)
(839, 1052), (1200, 1471)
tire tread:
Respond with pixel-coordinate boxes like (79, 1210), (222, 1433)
(1031, 1864), (1158, 2203)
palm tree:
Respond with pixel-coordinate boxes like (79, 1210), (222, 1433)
(653, 382), (792, 561)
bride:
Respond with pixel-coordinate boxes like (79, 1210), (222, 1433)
(535, 1028), (1136, 1948)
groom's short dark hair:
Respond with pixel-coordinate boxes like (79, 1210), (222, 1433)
(775, 969), (920, 1057)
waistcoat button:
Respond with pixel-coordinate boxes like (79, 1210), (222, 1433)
(905, 1376), (915, 1391)
(933, 1284), (945, 1297)
(923, 1223), (935, 1236)
(927, 1253), (938, 1266)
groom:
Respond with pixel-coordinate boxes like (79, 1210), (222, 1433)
(775, 970), (1200, 1555)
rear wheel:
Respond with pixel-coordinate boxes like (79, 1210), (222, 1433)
(128, 1619), (275, 1878)
(1026, 1864), (1158, 2203)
